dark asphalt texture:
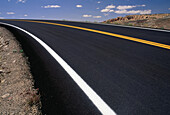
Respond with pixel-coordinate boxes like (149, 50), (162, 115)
(0, 20), (170, 115)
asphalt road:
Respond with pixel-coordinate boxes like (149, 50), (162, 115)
(0, 20), (170, 115)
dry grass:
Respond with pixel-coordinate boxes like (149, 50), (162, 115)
(27, 89), (40, 107)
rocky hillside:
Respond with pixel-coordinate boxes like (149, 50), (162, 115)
(103, 14), (170, 30)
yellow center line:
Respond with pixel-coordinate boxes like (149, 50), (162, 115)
(3, 19), (170, 50)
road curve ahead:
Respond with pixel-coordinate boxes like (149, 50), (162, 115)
(0, 19), (170, 115)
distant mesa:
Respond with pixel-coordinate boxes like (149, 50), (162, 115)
(103, 13), (170, 30)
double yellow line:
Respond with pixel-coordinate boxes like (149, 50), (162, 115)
(4, 19), (170, 50)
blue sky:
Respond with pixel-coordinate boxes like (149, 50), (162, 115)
(0, 0), (170, 21)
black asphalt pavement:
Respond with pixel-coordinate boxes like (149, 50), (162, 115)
(0, 20), (170, 115)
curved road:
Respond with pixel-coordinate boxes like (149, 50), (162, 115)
(0, 20), (170, 115)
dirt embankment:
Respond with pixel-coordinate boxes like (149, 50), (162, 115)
(0, 27), (41, 114)
(103, 13), (170, 30)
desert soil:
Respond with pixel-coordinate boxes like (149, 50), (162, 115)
(103, 14), (170, 30)
(0, 27), (41, 115)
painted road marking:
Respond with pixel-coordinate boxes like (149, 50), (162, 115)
(9, 19), (170, 50)
(0, 22), (117, 115)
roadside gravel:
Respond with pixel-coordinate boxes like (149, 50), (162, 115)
(0, 27), (41, 115)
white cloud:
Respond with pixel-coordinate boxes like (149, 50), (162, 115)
(140, 5), (146, 7)
(104, 13), (109, 16)
(117, 5), (136, 10)
(76, 5), (82, 8)
(126, 10), (141, 14)
(106, 5), (116, 9)
(8, 0), (27, 3)
(117, 5), (146, 10)
(139, 10), (151, 14)
(82, 15), (92, 17)
(109, 10), (114, 12)
(96, 7), (99, 9)
(114, 9), (151, 14)
(0, 17), (4, 19)
(24, 14), (28, 16)
(97, 1), (101, 4)
(42, 5), (61, 8)
(169, 8), (170, 10)
(114, 10), (128, 14)
(101, 4), (115, 12)
(101, 9), (110, 12)
(17, 0), (26, 3)
(93, 16), (102, 18)
(7, 12), (15, 15)
(101, 9), (114, 13)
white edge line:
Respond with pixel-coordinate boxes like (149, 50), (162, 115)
(0, 22), (117, 115)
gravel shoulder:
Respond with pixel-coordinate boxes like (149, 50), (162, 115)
(0, 27), (41, 115)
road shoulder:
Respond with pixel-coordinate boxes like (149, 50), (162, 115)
(0, 27), (42, 115)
